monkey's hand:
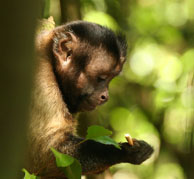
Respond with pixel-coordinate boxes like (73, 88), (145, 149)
(58, 136), (153, 175)
(120, 139), (154, 165)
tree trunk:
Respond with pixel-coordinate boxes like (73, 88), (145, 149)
(60, 0), (81, 23)
(0, 1), (40, 178)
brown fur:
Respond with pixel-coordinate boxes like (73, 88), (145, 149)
(28, 31), (76, 177)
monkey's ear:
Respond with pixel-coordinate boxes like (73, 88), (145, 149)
(53, 32), (77, 66)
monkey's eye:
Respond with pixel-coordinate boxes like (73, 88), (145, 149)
(97, 75), (107, 83)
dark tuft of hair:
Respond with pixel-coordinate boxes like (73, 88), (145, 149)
(64, 21), (127, 59)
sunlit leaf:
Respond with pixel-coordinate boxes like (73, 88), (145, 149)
(22, 169), (40, 179)
(92, 136), (121, 149)
(51, 148), (74, 167)
(86, 125), (121, 149)
(86, 125), (112, 139)
(60, 159), (82, 179)
(51, 148), (82, 179)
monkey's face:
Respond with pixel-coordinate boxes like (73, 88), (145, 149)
(53, 32), (125, 113)
(56, 50), (124, 113)
(74, 50), (123, 112)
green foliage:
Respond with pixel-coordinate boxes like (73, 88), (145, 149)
(51, 148), (82, 179)
(86, 125), (112, 138)
(86, 125), (121, 149)
(83, 11), (119, 31)
(181, 49), (194, 73)
(43, 0), (50, 18)
(22, 169), (40, 179)
(154, 163), (185, 179)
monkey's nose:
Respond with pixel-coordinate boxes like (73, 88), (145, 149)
(100, 92), (109, 104)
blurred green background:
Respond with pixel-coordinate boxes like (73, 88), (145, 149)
(44, 0), (194, 179)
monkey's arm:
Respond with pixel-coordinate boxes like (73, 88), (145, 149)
(59, 135), (153, 174)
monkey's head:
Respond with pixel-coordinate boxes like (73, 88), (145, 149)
(52, 21), (127, 113)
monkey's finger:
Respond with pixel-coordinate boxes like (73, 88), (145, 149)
(132, 139), (140, 147)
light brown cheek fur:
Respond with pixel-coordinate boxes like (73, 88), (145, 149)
(76, 72), (87, 89)
(76, 72), (95, 96)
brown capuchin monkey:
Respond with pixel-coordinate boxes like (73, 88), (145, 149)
(28, 21), (153, 178)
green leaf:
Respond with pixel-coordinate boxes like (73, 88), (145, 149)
(51, 148), (82, 179)
(60, 159), (82, 179)
(86, 125), (121, 149)
(51, 148), (74, 167)
(93, 136), (121, 149)
(22, 169), (40, 179)
(86, 125), (112, 139)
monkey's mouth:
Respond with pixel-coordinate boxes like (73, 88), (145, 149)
(80, 100), (97, 111)
(85, 102), (97, 111)
(87, 104), (96, 110)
